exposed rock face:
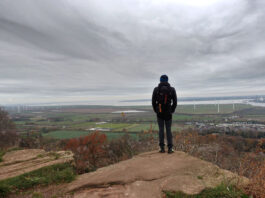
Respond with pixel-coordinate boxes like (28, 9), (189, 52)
(66, 151), (248, 198)
(0, 149), (73, 180)
(0, 150), (248, 198)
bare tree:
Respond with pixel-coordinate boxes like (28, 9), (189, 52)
(0, 107), (18, 149)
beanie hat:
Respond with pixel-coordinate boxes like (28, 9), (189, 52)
(160, 75), (168, 82)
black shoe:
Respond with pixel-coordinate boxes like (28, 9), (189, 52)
(159, 148), (165, 153)
(168, 148), (174, 154)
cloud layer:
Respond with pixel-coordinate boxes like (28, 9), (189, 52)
(0, 0), (265, 104)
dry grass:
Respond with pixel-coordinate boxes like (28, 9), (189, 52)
(174, 130), (265, 198)
(243, 162), (265, 198)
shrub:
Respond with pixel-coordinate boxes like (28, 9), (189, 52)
(0, 183), (10, 198)
(0, 150), (5, 162)
(65, 131), (107, 173)
(243, 162), (265, 198)
(107, 134), (135, 163)
(19, 132), (42, 148)
(174, 129), (265, 198)
(0, 108), (18, 149)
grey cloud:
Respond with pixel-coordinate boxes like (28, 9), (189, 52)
(0, 0), (129, 62)
(0, 0), (265, 104)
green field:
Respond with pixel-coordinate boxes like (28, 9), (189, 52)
(43, 130), (90, 139)
(43, 130), (139, 140)
(12, 104), (264, 141)
(94, 123), (131, 130)
(126, 123), (158, 132)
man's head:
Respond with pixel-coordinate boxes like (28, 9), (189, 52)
(160, 75), (168, 82)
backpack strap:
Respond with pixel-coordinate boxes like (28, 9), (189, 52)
(156, 87), (161, 102)
(164, 94), (168, 104)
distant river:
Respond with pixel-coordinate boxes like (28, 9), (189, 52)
(118, 99), (265, 107)
(112, 110), (147, 113)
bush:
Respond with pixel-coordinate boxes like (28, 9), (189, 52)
(0, 183), (10, 198)
(244, 162), (265, 198)
(107, 134), (135, 163)
(0, 150), (5, 162)
(174, 129), (265, 198)
(65, 131), (107, 173)
(0, 108), (18, 149)
(19, 132), (42, 149)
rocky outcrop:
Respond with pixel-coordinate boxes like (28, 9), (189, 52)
(0, 149), (73, 181)
(0, 149), (248, 198)
(65, 151), (248, 198)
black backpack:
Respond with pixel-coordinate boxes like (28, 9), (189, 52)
(156, 85), (172, 113)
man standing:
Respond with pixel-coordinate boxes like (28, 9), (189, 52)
(152, 75), (177, 154)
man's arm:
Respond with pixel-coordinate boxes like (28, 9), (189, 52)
(171, 88), (177, 113)
(152, 88), (158, 113)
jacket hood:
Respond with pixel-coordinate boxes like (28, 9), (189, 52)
(158, 82), (170, 87)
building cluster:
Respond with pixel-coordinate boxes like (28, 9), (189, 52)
(191, 122), (265, 133)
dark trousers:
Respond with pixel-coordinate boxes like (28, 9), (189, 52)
(157, 117), (173, 149)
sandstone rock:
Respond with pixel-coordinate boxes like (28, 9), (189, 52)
(66, 151), (248, 198)
(0, 149), (73, 181)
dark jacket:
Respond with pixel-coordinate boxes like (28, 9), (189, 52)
(152, 82), (177, 120)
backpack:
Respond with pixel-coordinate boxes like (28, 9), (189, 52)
(156, 85), (172, 113)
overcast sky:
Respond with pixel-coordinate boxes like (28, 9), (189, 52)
(0, 0), (265, 105)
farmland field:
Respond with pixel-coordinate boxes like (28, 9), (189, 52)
(175, 104), (251, 114)
(43, 130), (139, 140)
(9, 103), (265, 141)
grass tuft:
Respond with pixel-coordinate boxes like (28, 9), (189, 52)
(48, 152), (60, 160)
(0, 150), (5, 163)
(37, 152), (60, 160)
(0, 163), (76, 197)
(6, 147), (23, 153)
(165, 183), (248, 198)
(32, 192), (44, 198)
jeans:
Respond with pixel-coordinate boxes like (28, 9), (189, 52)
(157, 117), (173, 149)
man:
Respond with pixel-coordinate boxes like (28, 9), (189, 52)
(152, 75), (177, 154)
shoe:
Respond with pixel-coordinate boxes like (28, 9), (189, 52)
(168, 148), (174, 154)
(159, 148), (165, 153)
